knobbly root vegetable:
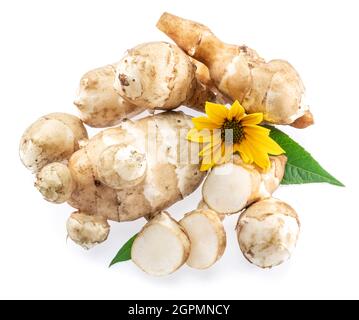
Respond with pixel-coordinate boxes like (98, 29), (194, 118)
(236, 198), (300, 268)
(19, 113), (88, 173)
(67, 111), (205, 224)
(114, 42), (215, 112)
(202, 155), (287, 214)
(131, 212), (190, 276)
(96, 144), (147, 189)
(157, 13), (313, 128)
(74, 64), (146, 128)
(66, 212), (110, 250)
(180, 209), (226, 269)
(35, 162), (74, 204)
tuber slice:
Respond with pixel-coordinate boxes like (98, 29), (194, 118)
(236, 198), (300, 268)
(202, 155), (286, 214)
(131, 212), (190, 276)
(180, 209), (226, 269)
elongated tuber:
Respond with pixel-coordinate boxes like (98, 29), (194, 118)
(131, 211), (191, 276)
(236, 198), (300, 268)
(67, 111), (205, 223)
(157, 12), (313, 128)
(180, 209), (226, 269)
(202, 155), (287, 214)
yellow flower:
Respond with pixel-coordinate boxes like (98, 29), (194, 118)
(187, 101), (285, 171)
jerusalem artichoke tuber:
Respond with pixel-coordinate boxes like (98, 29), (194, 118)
(74, 64), (146, 128)
(157, 12), (313, 128)
(66, 212), (110, 250)
(236, 198), (300, 268)
(19, 113), (88, 173)
(114, 42), (215, 112)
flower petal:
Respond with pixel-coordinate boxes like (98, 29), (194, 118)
(187, 128), (213, 143)
(205, 102), (228, 125)
(243, 124), (271, 136)
(221, 143), (234, 164)
(240, 113), (263, 126)
(245, 139), (271, 170)
(192, 116), (221, 130)
(245, 132), (285, 155)
(228, 100), (245, 121)
(200, 143), (222, 171)
(237, 140), (254, 164)
(199, 137), (222, 157)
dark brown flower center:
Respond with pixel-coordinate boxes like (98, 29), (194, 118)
(221, 120), (244, 144)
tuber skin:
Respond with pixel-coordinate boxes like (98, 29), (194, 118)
(202, 155), (287, 214)
(66, 212), (110, 250)
(68, 111), (206, 224)
(131, 211), (191, 276)
(35, 162), (74, 204)
(74, 64), (146, 128)
(20, 110), (205, 249)
(19, 113), (88, 173)
(114, 42), (216, 112)
(96, 144), (147, 190)
(236, 198), (300, 268)
(157, 12), (313, 128)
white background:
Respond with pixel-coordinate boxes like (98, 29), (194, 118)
(0, 0), (358, 300)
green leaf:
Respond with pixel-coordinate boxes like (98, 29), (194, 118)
(267, 126), (344, 187)
(109, 234), (137, 267)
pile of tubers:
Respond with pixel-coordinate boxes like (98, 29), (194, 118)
(20, 13), (307, 276)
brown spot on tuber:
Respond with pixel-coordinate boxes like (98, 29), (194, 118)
(119, 74), (130, 86)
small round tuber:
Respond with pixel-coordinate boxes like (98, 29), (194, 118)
(66, 212), (110, 250)
(35, 162), (74, 204)
(236, 198), (300, 268)
(19, 113), (88, 173)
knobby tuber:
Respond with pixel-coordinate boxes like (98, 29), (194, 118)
(157, 12), (313, 128)
(20, 13), (305, 273)
(236, 198), (300, 268)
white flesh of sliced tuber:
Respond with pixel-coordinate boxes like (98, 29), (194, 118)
(66, 212), (110, 249)
(35, 162), (74, 204)
(180, 209), (226, 269)
(202, 155), (286, 214)
(236, 198), (300, 268)
(131, 212), (190, 276)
